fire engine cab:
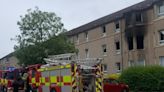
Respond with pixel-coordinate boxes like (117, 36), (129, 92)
(27, 53), (104, 92)
(0, 68), (23, 92)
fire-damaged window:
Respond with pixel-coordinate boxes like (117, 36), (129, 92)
(159, 30), (164, 45)
(127, 37), (133, 50)
(115, 41), (120, 50)
(115, 41), (121, 54)
(135, 13), (143, 22)
(136, 35), (144, 49)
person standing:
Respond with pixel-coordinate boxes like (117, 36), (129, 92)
(22, 69), (29, 92)
(13, 77), (20, 92)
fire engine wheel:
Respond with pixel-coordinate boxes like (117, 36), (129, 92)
(50, 88), (57, 92)
(3, 87), (7, 92)
(122, 89), (128, 92)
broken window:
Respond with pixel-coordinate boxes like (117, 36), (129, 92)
(115, 41), (120, 50)
(159, 30), (164, 44)
(115, 41), (121, 54)
(102, 44), (107, 55)
(136, 13), (143, 22)
(127, 36), (133, 50)
(136, 35), (144, 49)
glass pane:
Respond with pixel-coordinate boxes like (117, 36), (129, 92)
(160, 56), (164, 66)
(159, 5), (164, 14)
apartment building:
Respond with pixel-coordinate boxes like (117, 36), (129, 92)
(67, 0), (164, 74)
(0, 52), (20, 70)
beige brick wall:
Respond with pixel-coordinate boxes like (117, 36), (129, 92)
(70, 2), (164, 74)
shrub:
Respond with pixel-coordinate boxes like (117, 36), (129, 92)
(119, 66), (164, 92)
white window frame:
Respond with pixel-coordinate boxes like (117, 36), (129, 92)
(128, 60), (135, 67)
(159, 30), (164, 45)
(115, 41), (121, 54)
(85, 32), (88, 42)
(137, 59), (145, 66)
(157, 1), (164, 16)
(85, 49), (89, 58)
(116, 62), (121, 72)
(76, 34), (79, 44)
(102, 44), (107, 56)
(135, 13), (143, 23)
(102, 26), (106, 37)
(103, 64), (108, 73)
(160, 56), (164, 66)
(115, 21), (120, 33)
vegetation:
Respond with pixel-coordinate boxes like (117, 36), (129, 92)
(119, 66), (164, 92)
(13, 7), (76, 65)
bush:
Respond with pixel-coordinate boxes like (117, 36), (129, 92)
(119, 66), (164, 92)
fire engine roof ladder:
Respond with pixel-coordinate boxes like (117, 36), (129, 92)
(43, 53), (103, 69)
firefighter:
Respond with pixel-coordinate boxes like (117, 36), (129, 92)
(22, 69), (29, 92)
(13, 77), (21, 92)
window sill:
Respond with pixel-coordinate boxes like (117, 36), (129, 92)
(114, 29), (120, 34)
(154, 15), (164, 22)
(103, 54), (107, 57)
(103, 71), (108, 73)
(116, 70), (121, 73)
(158, 13), (164, 17)
(116, 50), (121, 55)
(102, 33), (107, 37)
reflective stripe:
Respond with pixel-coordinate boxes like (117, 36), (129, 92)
(65, 64), (71, 68)
(36, 83), (39, 86)
(57, 82), (64, 86)
(41, 77), (45, 83)
(5, 79), (7, 84)
(50, 76), (57, 83)
(45, 83), (50, 86)
(32, 78), (35, 83)
(63, 76), (71, 83)
(95, 64), (103, 92)
(38, 68), (44, 72)
(39, 64), (72, 71)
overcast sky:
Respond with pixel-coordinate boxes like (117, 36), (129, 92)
(0, 0), (144, 58)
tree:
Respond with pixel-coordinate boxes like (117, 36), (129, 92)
(15, 7), (65, 48)
(14, 7), (76, 65)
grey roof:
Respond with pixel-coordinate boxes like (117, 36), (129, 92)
(0, 52), (14, 61)
(67, 0), (160, 36)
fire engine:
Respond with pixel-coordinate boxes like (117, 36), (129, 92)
(27, 53), (104, 92)
(0, 68), (23, 92)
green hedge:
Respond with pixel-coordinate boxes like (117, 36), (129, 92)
(119, 66), (164, 92)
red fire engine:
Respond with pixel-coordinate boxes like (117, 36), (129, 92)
(0, 68), (24, 92)
(26, 53), (104, 92)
